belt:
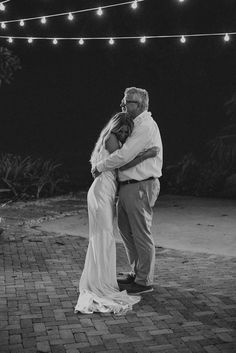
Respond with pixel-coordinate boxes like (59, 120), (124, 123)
(118, 176), (155, 186)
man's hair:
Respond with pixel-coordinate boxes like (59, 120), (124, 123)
(124, 87), (149, 110)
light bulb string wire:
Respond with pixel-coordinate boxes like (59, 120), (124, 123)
(0, 0), (142, 24)
(0, 32), (234, 41)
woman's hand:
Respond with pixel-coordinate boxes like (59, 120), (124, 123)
(91, 167), (101, 179)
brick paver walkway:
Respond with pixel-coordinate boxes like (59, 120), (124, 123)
(0, 195), (236, 353)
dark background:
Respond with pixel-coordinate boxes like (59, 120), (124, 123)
(1, 0), (236, 188)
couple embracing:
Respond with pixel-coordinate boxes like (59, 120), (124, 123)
(75, 87), (163, 315)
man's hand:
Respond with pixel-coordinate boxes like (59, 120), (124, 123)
(91, 167), (101, 179)
(146, 146), (160, 157)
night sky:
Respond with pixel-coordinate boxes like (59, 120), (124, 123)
(1, 0), (236, 188)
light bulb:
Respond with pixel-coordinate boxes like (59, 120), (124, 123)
(180, 35), (186, 43)
(1, 22), (6, 29)
(68, 12), (74, 21)
(53, 38), (58, 45)
(97, 7), (103, 16)
(0, 3), (5, 11)
(28, 37), (33, 43)
(8, 37), (13, 43)
(109, 38), (114, 45)
(79, 38), (84, 45)
(19, 20), (25, 27)
(131, 1), (138, 9)
(41, 17), (47, 24)
(140, 36), (146, 43)
(224, 33), (230, 42)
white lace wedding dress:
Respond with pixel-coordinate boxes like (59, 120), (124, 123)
(74, 145), (140, 315)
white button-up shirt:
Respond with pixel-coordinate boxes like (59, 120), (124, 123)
(96, 111), (163, 181)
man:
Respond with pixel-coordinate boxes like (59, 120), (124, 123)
(93, 87), (163, 294)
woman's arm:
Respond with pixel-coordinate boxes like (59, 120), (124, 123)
(92, 134), (120, 179)
(105, 133), (120, 154)
(119, 146), (159, 171)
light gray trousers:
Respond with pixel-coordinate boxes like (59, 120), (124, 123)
(117, 178), (160, 286)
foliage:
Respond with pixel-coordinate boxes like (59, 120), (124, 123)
(164, 153), (199, 195)
(207, 133), (236, 170)
(0, 47), (21, 86)
(0, 153), (69, 199)
(225, 92), (236, 121)
(193, 161), (228, 196)
(205, 93), (236, 170)
(164, 92), (236, 197)
(164, 153), (230, 197)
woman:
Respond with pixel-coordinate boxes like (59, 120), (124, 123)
(75, 112), (158, 315)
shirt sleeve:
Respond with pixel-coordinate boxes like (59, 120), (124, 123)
(96, 123), (151, 172)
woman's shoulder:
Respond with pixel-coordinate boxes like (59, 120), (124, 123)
(105, 133), (120, 153)
(105, 133), (118, 144)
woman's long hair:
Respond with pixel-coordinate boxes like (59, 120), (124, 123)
(90, 112), (133, 167)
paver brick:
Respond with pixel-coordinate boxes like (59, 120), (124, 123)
(181, 335), (205, 342)
(51, 345), (66, 353)
(9, 334), (22, 344)
(204, 346), (222, 353)
(36, 340), (50, 352)
(216, 332), (234, 342)
(22, 338), (37, 349)
(150, 328), (174, 335)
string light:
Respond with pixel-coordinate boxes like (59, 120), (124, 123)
(0, 1), (144, 25)
(2, 32), (236, 45)
(97, 7), (103, 16)
(40, 17), (47, 24)
(68, 12), (74, 21)
(0, 0), (10, 11)
(224, 33), (230, 42)
(0, 1), (232, 49)
(131, 1), (138, 9)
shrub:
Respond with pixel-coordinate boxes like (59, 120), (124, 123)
(0, 47), (21, 86)
(164, 153), (229, 197)
(0, 153), (68, 199)
(164, 153), (200, 195)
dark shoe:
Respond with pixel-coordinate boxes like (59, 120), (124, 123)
(117, 272), (136, 285)
(124, 282), (153, 294)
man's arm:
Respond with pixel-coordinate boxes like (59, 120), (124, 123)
(96, 124), (151, 172)
(119, 146), (159, 171)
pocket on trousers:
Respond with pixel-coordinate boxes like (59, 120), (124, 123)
(149, 179), (160, 207)
(138, 179), (160, 207)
